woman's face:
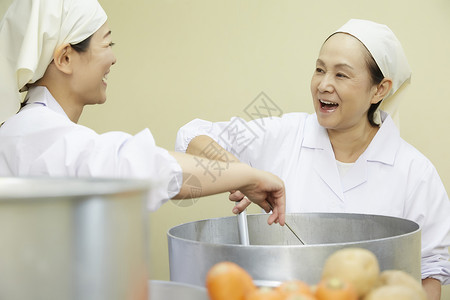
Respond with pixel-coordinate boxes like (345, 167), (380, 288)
(71, 22), (116, 106)
(310, 33), (379, 132)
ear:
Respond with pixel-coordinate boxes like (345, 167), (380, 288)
(52, 44), (74, 75)
(371, 78), (393, 104)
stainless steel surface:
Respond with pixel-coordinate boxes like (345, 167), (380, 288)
(0, 177), (150, 300)
(284, 221), (305, 245)
(253, 280), (282, 288)
(168, 213), (421, 287)
(149, 280), (208, 300)
(267, 203), (305, 245)
(237, 208), (250, 245)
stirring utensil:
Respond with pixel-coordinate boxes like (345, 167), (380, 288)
(284, 222), (305, 245)
(236, 201), (250, 245)
(268, 203), (305, 245)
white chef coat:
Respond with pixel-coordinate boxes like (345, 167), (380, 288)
(0, 86), (182, 211)
(176, 112), (450, 283)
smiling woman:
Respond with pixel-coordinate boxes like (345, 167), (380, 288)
(0, 0), (286, 221)
(310, 33), (392, 163)
(30, 23), (116, 123)
(175, 19), (450, 300)
(311, 34), (388, 134)
(313, 35), (388, 125)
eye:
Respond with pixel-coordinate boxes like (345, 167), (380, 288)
(336, 72), (348, 78)
(315, 67), (325, 74)
(109, 42), (115, 47)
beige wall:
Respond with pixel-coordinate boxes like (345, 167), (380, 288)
(2, 0), (450, 295)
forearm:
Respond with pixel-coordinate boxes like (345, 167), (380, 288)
(168, 151), (286, 225)
(422, 278), (441, 300)
(186, 135), (239, 163)
(169, 151), (253, 199)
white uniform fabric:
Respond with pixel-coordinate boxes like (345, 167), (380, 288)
(0, 86), (182, 211)
(0, 0), (107, 123)
(175, 113), (450, 283)
(332, 19), (412, 127)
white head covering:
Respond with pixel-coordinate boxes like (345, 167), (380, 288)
(0, 0), (107, 123)
(332, 19), (411, 127)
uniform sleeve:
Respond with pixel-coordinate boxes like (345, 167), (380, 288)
(404, 163), (450, 284)
(175, 114), (307, 166)
(175, 117), (266, 165)
(29, 126), (182, 211)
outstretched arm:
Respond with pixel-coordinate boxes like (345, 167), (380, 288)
(186, 135), (253, 213)
(169, 151), (285, 225)
(186, 135), (239, 162)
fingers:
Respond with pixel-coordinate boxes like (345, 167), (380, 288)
(254, 198), (271, 214)
(266, 189), (286, 226)
(229, 190), (245, 202)
(277, 208), (286, 226)
(229, 171), (286, 226)
(271, 197), (286, 226)
(267, 211), (278, 225)
(267, 201), (285, 226)
(231, 197), (252, 214)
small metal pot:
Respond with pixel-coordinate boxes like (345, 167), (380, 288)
(0, 177), (150, 300)
(168, 213), (421, 287)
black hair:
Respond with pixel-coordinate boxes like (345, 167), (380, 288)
(364, 52), (385, 127)
(70, 35), (93, 53)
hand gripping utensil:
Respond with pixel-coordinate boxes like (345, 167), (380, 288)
(268, 203), (305, 245)
(236, 201), (250, 245)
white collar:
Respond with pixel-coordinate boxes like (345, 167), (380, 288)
(23, 86), (69, 119)
(302, 111), (400, 165)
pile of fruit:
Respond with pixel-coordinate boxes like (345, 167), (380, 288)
(205, 247), (427, 300)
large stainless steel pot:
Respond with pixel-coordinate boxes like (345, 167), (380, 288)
(168, 213), (421, 287)
(0, 177), (150, 300)
(149, 280), (208, 300)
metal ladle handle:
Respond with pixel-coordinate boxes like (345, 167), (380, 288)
(268, 202), (305, 245)
(236, 201), (250, 245)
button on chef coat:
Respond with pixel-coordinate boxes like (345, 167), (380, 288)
(0, 86), (182, 211)
(176, 112), (450, 283)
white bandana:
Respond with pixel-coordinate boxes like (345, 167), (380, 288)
(0, 0), (107, 123)
(333, 19), (412, 127)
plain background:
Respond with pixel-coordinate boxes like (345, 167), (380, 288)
(1, 0), (449, 296)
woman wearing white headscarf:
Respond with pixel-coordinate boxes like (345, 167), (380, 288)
(175, 19), (450, 298)
(0, 0), (287, 225)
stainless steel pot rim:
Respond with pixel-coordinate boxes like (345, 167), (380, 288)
(167, 212), (421, 248)
(253, 279), (282, 288)
(149, 279), (207, 291)
(148, 280), (281, 295)
(0, 177), (151, 200)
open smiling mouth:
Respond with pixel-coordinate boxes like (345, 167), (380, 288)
(319, 99), (339, 111)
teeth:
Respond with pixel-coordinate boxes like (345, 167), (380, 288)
(103, 74), (108, 82)
(320, 99), (337, 105)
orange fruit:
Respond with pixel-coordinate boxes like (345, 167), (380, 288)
(315, 277), (358, 300)
(206, 261), (256, 300)
(246, 287), (284, 300)
(276, 280), (314, 297)
(285, 293), (317, 300)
